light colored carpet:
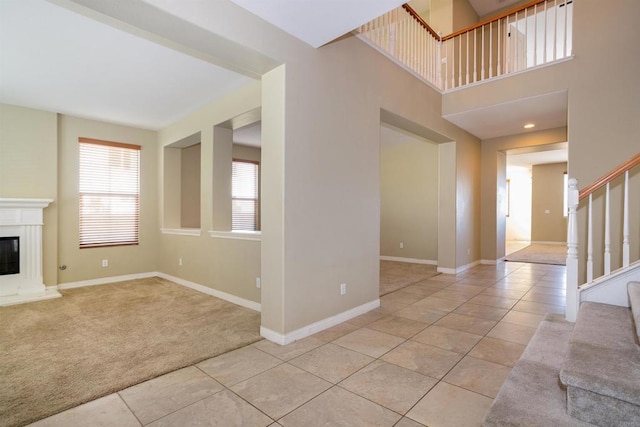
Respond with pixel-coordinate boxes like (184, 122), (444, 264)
(0, 277), (261, 427)
(380, 261), (440, 296)
(505, 243), (567, 265)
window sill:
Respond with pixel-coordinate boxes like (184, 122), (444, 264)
(208, 230), (262, 241)
(161, 228), (201, 236)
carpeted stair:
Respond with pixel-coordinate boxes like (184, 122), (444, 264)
(484, 281), (640, 426)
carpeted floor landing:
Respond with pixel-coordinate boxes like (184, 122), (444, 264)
(505, 243), (567, 265)
(0, 277), (262, 427)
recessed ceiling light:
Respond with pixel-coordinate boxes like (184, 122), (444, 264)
(524, 123), (535, 129)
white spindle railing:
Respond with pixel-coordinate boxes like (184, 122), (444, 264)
(356, 0), (573, 91)
(566, 178), (579, 322)
(566, 153), (640, 322)
(356, 5), (442, 89)
(623, 170), (630, 267)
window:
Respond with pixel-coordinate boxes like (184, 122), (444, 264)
(232, 159), (259, 231)
(79, 138), (141, 248)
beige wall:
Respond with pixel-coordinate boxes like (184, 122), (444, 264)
(259, 36), (480, 334)
(380, 138), (438, 261)
(57, 115), (159, 284)
(430, 0), (453, 34)
(233, 144), (261, 162)
(446, 0), (640, 273)
(531, 162), (567, 243)
(157, 80), (262, 304)
(0, 104), (58, 286)
(452, 0), (478, 32)
(180, 143), (201, 228)
(429, 0), (478, 35)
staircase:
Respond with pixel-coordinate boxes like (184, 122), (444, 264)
(483, 281), (640, 426)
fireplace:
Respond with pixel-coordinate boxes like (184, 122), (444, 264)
(0, 198), (61, 305)
(0, 236), (19, 276)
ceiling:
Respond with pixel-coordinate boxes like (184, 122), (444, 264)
(234, 122), (262, 148)
(1, 0), (559, 140)
(229, 0), (405, 48)
(507, 146), (568, 168)
(468, 0), (525, 17)
(0, 0), (253, 130)
(443, 90), (568, 140)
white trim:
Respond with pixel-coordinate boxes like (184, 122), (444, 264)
(0, 288), (61, 307)
(0, 198), (54, 209)
(260, 299), (381, 345)
(157, 272), (260, 312)
(208, 230), (261, 241)
(531, 241), (566, 246)
(579, 260), (640, 308)
(437, 260), (480, 275)
(380, 256), (437, 265)
(160, 228), (201, 236)
(57, 271), (260, 312)
(58, 272), (157, 290)
(442, 56), (574, 94)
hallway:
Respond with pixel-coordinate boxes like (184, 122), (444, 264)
(31, 262), (566, 427)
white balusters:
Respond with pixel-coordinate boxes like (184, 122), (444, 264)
(466, 32), (470, 85)
(489, 23), (493, 78)
(623, 170), (630, 267)
(497, 18), (502, 76)
(553, 0), (558, 60)
(458, 36), (462, 87)
(473, 29), (477, 82)
(482, 25), (486, 80)
(604, 182), (611, 275)
(566, 178), (579, 322)
(587, 194), (593, 282)
(356, 0), (572, 90)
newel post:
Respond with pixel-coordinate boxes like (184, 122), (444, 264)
(566, 178), (579, 322)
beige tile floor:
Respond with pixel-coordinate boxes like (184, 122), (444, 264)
(29, 261), (566, 427)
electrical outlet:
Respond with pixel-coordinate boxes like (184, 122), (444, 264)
(340, 283), (346, 295)
(101, 259), (108, 267)
(400, 242), (404, 249)
(179, 257), (183, 266)
(256, 277), (261, 289)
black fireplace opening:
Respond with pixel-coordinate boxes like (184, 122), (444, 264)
(0, 236), (19, 276)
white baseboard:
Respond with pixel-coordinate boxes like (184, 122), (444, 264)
(0, 288), (62, 307)
(58, 271), (260, 312)
(437, 260), (480, 275)
(380, 256), (437, 265)
(157, 272), (261, 312)
(58, 272), (157, 290)
(260, 299), (381, 345)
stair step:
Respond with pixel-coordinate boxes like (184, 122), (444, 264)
(629, 281), (640, 342)
(559, 301), (640, 426)
(483, 314), (592, 426)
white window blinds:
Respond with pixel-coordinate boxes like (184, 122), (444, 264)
(232, 159), (259, 231)
(79, 138), (141, 248)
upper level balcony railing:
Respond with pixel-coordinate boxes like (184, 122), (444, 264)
(356, 0), (573, 91)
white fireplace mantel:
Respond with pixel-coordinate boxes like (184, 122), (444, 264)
(0, 198), (61, 306)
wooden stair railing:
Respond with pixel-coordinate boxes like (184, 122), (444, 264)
(357, 0), (573, 90)
(566, 152), (640, 322)
(401, 4), (440, 40)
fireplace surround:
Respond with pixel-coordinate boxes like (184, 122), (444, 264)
(0, 198), (61, 306)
